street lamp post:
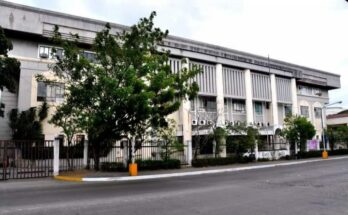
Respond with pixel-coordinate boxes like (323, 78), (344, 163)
(320, 101), (342, 159)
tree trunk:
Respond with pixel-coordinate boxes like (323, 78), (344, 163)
(93, 140), (100, 171)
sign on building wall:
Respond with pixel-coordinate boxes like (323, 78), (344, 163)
(307, 139), (319, 150)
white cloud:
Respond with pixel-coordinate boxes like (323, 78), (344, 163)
(6, 0), (348, 107)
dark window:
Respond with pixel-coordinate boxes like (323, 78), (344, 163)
(300, 106), (309, 118)
(81, 51), (97, 63)
(37, 81), (65, 102)
(314, 107), (322, 118)
(284, 105), (292, 116)
(254, 102), (263, 115)
(232, 100), (246, 113)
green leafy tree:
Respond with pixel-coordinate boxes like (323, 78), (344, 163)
(154, 119), (184, 161)
(327, 126), (348, 150)
(226, 122), (260, 156)
(0, 26), (21, 117)
(281, 115), (316, 152)
(212, 127), (227, 158)
(9, 102), (49, 140)
(49, 105), (82, 169)
(49, 12), (200, 170)
(0, 26), (20, 93)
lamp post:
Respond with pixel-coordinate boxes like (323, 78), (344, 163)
(320, 101), (342, 158)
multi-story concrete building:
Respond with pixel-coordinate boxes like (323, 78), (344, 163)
(0, 1), (341, 154)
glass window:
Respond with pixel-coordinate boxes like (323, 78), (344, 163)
(314, 107), (322, 118)
(81, 51), (97, 63)
(300, 106), (309, 118)
(199, 97), (216, 112)
(232, 100), (246, 113)
(284, 105), (292, 116)
(37, 81), (65, 102)
(254, 102), (263, 115)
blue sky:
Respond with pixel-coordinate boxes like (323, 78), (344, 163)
(6, 0), (348, 109)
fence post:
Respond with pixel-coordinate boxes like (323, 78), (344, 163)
(83, 140), (88, 168)
(255, 141), (259, 161)
(53, 138), (60, 176)
(187, 140), (192, 166)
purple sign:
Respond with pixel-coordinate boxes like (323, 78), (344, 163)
(307, 139), (318, 150)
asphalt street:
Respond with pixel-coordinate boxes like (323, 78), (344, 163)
(1, 158), (348, 215)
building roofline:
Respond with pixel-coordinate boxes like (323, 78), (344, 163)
(0, 0), (341, 78)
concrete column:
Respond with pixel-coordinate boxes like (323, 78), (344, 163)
(53, 138), (60, 176)
(216, 64), (226, 158)
(83, 140), (88, 168)
(181, 58), (193, 165)
(291, 78), (298, 115)
(254, 140), (259, 161)
(244, 69), (254, 125)
(270, 74), (279, 126)
(187, 140), (192, 166)
(216, 64), (225, 127)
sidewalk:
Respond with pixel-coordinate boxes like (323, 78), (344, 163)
(54, 155), (348, 182)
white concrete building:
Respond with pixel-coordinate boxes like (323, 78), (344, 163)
(0, 1), (341, 156)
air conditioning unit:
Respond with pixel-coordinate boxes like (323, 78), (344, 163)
(225, 120), (230, 126)
(207, 120), (214, 125)
(267, 122), (270, 127)
(192, 120), (198, 126)
(261, 122), (265, 127)
(39, 53), (49, 59)
(199, 120), (206, 125)
(234, 121), (241, 126)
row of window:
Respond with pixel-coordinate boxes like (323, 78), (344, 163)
(37, 81), (65, 102)
(300, 106), (322, 119)
(298, 85), (322, 97)
(39, 45), (97, 63)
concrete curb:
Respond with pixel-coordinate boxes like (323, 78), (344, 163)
(54, 156), (348, 182)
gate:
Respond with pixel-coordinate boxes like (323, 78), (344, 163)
(0, 140), (54, 180)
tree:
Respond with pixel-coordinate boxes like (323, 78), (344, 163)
(281, 115), (316, 153)
(327, 126), (348, 150)
(0, 26), (21, 118)
(212, 127), (227, 158)
(226, 122), (260, 157)
(9, 102), (48, 140)
(49, 105), (82, 169)
(0, 26), (20, 93)
(154, 119), (184, 161)
(49, 12), (200, 170)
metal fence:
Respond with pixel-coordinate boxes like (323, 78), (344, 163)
(93, 140), (189, 167)
(0, 140), (54, 180)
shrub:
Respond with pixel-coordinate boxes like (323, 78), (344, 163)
(100, 162), (126, 172)
(257, 158), (271, 162)
(192, 156), (246, 167)
(136, 159), (181, 170)
(297, 149), (348, 159)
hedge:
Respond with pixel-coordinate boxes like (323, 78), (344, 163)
(101, 162), (126, 172)
(137, 159), (181, 170)
(192, 156), (254, 168)
(100, 159), (181, 171)
(297, 149), (348, 159)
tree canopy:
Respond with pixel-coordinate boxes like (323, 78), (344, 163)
(49, 12), (200, 169)
(281, 115), (316, 152)
(0, 26), (20, 93)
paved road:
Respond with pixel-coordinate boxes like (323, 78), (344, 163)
(1, 158), (348, 215)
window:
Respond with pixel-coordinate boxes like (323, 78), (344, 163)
(284, 105), (292, 116)
(232, 100), (246, 113)
(254, 102), (263, 115)
(300, 106), (309, 118)
(298, 85), (322, 97)
(190, 99), (195, 111)
(199, 97), (216, 112)
(37, 81), (65, 102)
(314, 107), (322, 118)
(39, 45), (64, 60)
(81, 51), (97, 63)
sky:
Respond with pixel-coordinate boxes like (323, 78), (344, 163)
(6, 0), (348, 109)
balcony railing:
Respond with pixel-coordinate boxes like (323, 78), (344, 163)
(190, 110), (217, 122)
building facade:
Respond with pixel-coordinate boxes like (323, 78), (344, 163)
(0, 1), (341, 152)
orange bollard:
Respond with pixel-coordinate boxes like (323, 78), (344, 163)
(322, 150), (328, 159)
(129, 163), (138, 176)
